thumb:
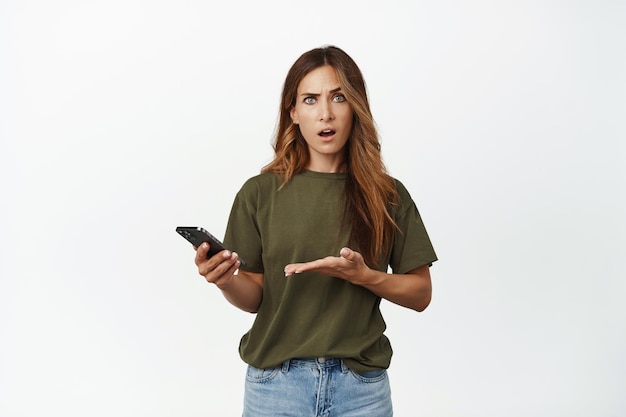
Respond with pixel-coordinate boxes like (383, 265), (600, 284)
(340, 247), (354, 259)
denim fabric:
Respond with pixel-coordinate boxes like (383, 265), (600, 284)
(242, 358), (393, 417)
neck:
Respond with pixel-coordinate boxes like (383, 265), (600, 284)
(306, 152), (347, 173)
(306, 160), (347, 173)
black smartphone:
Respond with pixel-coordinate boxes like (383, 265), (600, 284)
(176, 226), (247, 267)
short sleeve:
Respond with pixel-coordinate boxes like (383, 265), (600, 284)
(389, 180), (438, 274)
(223, 179), (265, 273)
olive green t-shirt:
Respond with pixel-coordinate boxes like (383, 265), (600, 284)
(223, 170), (437, 374)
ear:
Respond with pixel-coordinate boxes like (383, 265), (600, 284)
(290, 107), (299, 124)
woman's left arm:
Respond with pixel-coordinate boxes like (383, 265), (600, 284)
(359, 263), (432, 312)
(284, 247), (432, 312)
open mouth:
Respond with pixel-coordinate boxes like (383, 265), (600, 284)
(318, 129), (336, 137)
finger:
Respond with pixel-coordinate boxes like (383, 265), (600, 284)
(205, 261), (238, 285)
(340, 247), (362, 264)
(284, 263), (303, 277)
(284, 260), (320, 276)
(199, 250), (234, 275)
(212, 260), (241, 288)
(194, 242), (211, 265)
(285, 258), (333, 276)
(202, 252), (239, 281)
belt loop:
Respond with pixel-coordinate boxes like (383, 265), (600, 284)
(340, 360), (349, 374)
(281, 359), (290, 373)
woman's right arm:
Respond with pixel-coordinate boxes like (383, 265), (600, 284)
(195, 242), (263, 313)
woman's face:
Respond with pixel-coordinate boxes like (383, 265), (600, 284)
(290, 65), (353, 173)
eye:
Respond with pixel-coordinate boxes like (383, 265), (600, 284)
(304, 96), (316, 104)
(332, 94), (347, 103)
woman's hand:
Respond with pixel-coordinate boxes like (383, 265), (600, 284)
(284, 247), (378, 286)
(193, 243), (264, 313)
(195, 242), (242, 289)
(284, 247), (432, 312)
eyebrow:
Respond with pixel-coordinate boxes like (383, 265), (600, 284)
(299, 87), (343, 97)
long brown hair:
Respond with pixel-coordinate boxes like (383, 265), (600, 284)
(262, 45), (400, 267)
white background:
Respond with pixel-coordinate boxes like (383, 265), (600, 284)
(1, 0), (625, 416)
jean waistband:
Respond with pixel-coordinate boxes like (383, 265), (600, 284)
(283, 357), (346, 371)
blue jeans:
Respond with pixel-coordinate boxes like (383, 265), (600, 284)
(243, 358), (393, 417)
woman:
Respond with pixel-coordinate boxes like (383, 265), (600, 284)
(194, 45), (437, 416)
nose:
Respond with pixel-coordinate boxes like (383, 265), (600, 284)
(319, 101), (334, 121)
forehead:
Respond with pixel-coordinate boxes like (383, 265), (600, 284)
(297, 65), (340, 92)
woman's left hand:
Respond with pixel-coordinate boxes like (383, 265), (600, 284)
(284, 247), (376, 286)
(285, 247), (433, 312)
